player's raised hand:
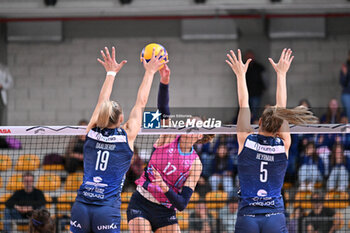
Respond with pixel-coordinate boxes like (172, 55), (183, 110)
(97, 46), (127, 73)
(152, 166), (169, 193)
(159, 64), (171, 84)
(226, 49), (252, 78)
(143, 48), (169, 75)
(269, 48), (294, 75)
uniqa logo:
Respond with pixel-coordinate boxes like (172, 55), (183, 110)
(97, 223), (118, 230)
(70, 220), (82, 229)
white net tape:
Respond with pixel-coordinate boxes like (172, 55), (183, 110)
(0, 124), (349, 136)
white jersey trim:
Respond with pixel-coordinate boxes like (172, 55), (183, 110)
(245, 139), (285, 154)
(87, 130), (127, 143)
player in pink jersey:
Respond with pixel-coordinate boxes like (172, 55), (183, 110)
(127, 64), (214, 233)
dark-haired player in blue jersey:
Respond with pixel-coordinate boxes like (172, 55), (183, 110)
(226, 48), (317, 233)
(70, 46), (167, 233)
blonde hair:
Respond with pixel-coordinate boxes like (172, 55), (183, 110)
(261, 106), (318, 134)
(96, 100), (122, 129)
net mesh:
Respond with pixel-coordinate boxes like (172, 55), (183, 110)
(0, 126), (349, 232)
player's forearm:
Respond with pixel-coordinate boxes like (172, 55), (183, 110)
(236, 75), (249, 108)
(135, 70), (155, 108)
(97, 74), (117, 104)
(276, 73), (287, 108)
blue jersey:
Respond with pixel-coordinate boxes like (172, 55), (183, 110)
(237, 134), (288, 215)
(76, 127), (133, 206)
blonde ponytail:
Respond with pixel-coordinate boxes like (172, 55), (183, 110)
(261, 106), (318, 134)
(96, 100), (122, 129)
(274, 106), (319, 125)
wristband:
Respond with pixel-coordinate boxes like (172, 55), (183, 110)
(107, 71), (117, 77)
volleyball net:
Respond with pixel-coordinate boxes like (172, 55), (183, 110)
(0, 125), (349, 232)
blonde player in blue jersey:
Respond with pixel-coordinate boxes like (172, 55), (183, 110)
(69, 46), (167, 233)
(226, 49), (317, 233)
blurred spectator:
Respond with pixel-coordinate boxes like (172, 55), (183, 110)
(4, 172), (46, 233)
(327, 144), (350, 191)
(219, 197), (238, 233)
(298, 142), (324, 191)
(306, 192), (336, 233)
(244, 50), (266, 120)
(315, 134), (333, 176)
(320, 99), (343, 124)
(195, 176), (212, 198)
(0, 63), (13, 125)
(287, 207), (304, 233)
(29, 209), (55, 233)
(340, 50), (350, 120)
(209, 143), (234, 197)
(189, 200), (215, 233)
(299, 98), (312, 109)
(124, 146), (144, 191)
(64, 119), (88, 173)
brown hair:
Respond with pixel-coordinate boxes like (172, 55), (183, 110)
(330, 143), (345, 167)
(260, 106), (318, 134)
(29, 209), (55, 233)
(196, 134), (215, 144)
(96, 100), (122, 129)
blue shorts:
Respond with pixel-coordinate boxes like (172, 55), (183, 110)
(235, 213), (288, 233)
(127, 191), (178, 231)
(70, 200), (121, 233)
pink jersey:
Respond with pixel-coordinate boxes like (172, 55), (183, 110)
(135, 135), (198, 209)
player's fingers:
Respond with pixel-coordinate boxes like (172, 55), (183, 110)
(100, 50), (107, 61)
(225, 60), (233, 67)
(280, 48), (286, 61)
(237, 49), (242, 63)
(97, 58), (104, 65)
(120, 60), (127, 68)
(230, 50), (238, 63)
(105, 47), (111, 60)
(245, 58), (252, 67)
(290, 56), (294, 64)
(157, 49), (164, 60)
(268, 58), (276, 68)
(227, 54), (235, 65)
(112, 46), (116, 61)
(285, 48), (291, 61)
(152, 48), (156, 59)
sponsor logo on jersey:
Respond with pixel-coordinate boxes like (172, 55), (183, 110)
(245, 139), (285, 154)
(93, 176), (103, 183)
(83, 191), (104, 199)
(143, 110), (161, 129)
(70, 220), (82, 229)
(249, 200), (275, 207)
(97, 223), (118, 230)
(257, 189), (267, 197)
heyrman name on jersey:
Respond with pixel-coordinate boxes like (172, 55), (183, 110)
(256, 153), (274, 162)
(95, 142), (116, 151)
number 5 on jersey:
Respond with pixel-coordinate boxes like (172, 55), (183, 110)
(95, 150), (110, 171)
(260, 161), (268, 183)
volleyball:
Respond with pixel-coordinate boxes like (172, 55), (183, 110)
(140, 43), (168, 69)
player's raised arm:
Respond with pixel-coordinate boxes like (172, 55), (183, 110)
(226, 49), (253, 152)
(269, 48), (294, 108)
(124, 49), (168, 146)
(87, 46), (127, 133)
(269, 48), (294, 153)
(155, 64), (177, 146)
